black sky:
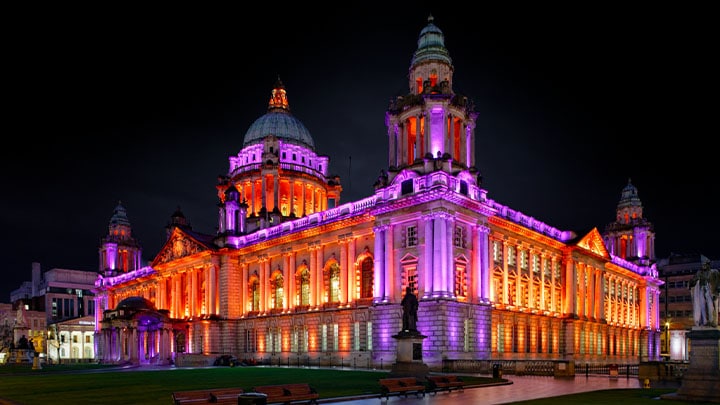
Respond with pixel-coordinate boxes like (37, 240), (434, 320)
(2, 5), (716, 300)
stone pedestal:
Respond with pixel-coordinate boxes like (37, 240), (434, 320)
(390, 332), (429, 381)
(661, 327), (720, 403)
(32, 354), (42, 370)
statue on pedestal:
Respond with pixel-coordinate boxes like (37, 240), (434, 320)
(401, 286), (419, 334)
(690, 259), (720, 327)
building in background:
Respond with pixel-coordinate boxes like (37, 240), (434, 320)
(657, 253), (720, 361)
(0, 303), (45, 364)
(5, 262), (97, 363)
(93, 16), (663, 370)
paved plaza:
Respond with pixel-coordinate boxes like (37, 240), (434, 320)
(328, 374), (645, 404)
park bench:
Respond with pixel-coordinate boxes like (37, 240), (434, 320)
(252, 383), (319, 404)
(171, 387), (244, 404)
(378, 377), (425, 399)
(426, 374), (465, 393)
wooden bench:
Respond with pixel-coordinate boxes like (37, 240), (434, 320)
(171, 387), (244, 404)
(426, 374), (465, 393)
(378, 377), (425, 400)
(252, 383), (319, 404)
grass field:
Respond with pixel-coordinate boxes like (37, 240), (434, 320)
(0, 364), (494, 404)
(0, 364), (705, 405)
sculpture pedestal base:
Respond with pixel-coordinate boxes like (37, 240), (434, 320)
(32, 355), (42, 370)
(390, 332), (429, 381)
(661, 327), (720, 403)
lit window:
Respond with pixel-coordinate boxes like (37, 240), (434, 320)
(406, 226), (418, 247)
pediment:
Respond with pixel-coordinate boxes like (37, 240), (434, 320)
(152, 228), (207, 266)
(574, 227), (610, 259)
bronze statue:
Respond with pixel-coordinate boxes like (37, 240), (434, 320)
(401, 286), (419, 332)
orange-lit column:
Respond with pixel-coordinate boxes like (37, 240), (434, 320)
(347, 236), (356, 304)
(289, 181), (295, 217)
(502, 241), (509, 305)
(240, 262), (248, 314)
(340, 239), (348, 304)
(515, 245), (522, 306)
(564, 256), (576, 316)
(211, 258), (220, 315)
(288, 251), (296, 308)
(260, 258), (269, 313)
(577, 263), (585, 318)
(175, 274), (182, 318)
(310, 245), (318, 306)
(190, 269), (197, 317)
(283, 252), (290, 310)
(317, 245), (325, 304)
(301, 182), (306, 215)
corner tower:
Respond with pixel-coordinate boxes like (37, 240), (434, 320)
(603, 179), (656, 265)
(384, 15), (479, 183)
(99, 201), (143, 276)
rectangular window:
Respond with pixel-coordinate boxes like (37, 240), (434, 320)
(532, 255), (541, 278)
(291, 328), (299, 353)
(454, 225), (465, 248)
(366, 322), (373, 351)
(85, 335), (91, 343)
(406, 225), (418, 247)
(508, 246), (516, 266)
(463, 319), (470, 352)
(321, 325), (327, 352)
(354, 322), (360, 351)
(267, 329), (274, 353)
(302, 328), (308, 353)
(493, 241), (502, 263)
(332, 324), (339, 351)
(275, 330), (282, 353)
(497, 324), (504, 353)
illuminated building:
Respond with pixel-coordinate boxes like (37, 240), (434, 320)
(5, 262), (97, 363)
(93, 16), (663, 369)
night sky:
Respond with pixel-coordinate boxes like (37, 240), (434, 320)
(2, 5), (715, 301)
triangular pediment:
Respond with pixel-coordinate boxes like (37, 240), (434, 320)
(152, 228), (208, 266)
(574, 227), (610, 259)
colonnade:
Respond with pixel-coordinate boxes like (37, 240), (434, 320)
(236, 178), (326, 218)
(388, 108), (474, 168)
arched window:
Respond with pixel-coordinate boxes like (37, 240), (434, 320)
(328, 263), (340, 303)
(299, 268), (310, 306)
(271, 273), (284, 309)
(454, 261), (467, 298)
(249, 279), (260, 312)
(360, 257), (374, 298)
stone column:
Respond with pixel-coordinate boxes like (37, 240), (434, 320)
(373, 226), (386, 303)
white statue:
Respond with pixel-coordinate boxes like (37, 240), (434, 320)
(690, 259), (720, 327)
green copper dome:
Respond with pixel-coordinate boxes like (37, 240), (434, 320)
(411, 15), (452, 67)
(242, 79), (315, 149)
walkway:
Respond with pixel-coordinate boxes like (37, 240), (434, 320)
(328, 374), (643, 404)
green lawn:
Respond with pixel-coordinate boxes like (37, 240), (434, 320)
(0, 365), (494, 404)
(0, 364), (702, 405)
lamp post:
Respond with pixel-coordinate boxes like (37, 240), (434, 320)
(665, 321), (670, 359)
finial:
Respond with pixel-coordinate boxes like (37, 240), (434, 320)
(428, 14), (434, 24)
